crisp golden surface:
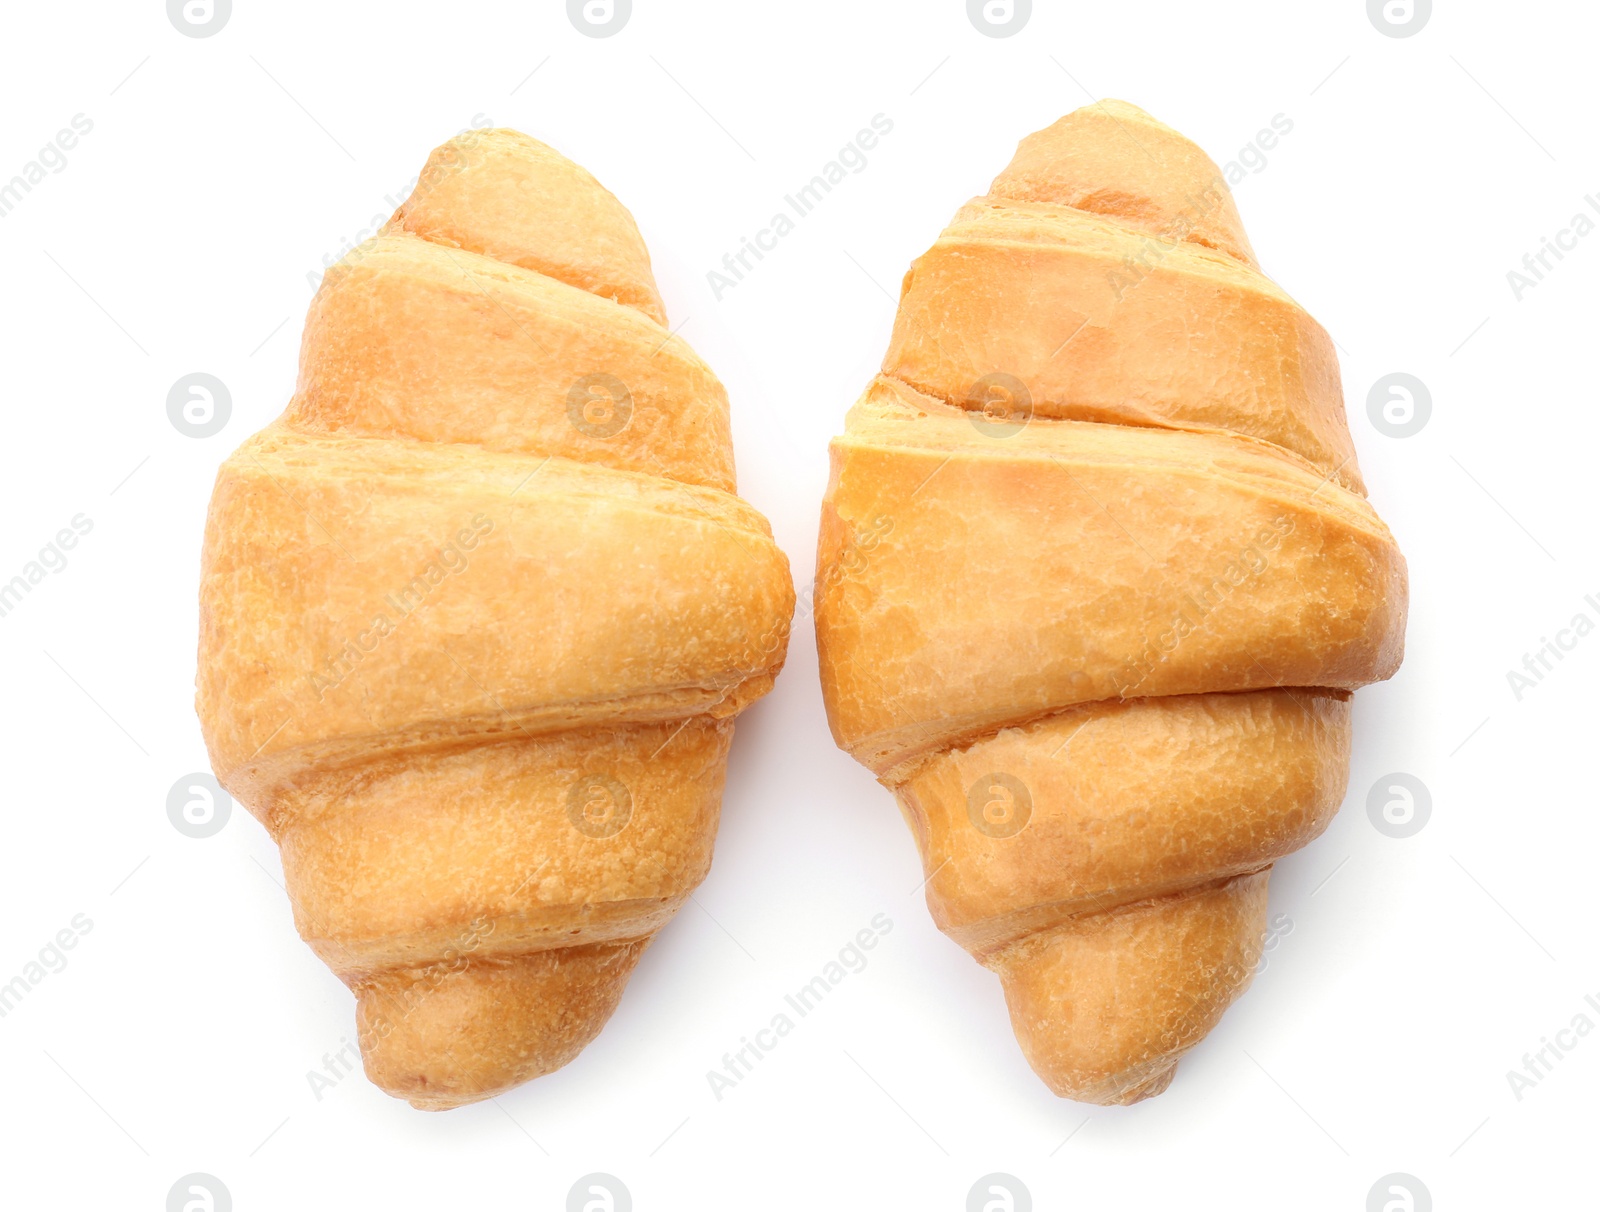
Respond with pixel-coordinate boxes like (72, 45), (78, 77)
(883, 201), (1358, 489)
(287, 235), (734, 490)
(197, 129), (793, 1109)
(893, 693), (1351, 956)
(386, 129), (668, 324)
(815, 101), (1407, 1103)
(991, 99), (1259, 265)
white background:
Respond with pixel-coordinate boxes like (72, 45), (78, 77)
(0, 1), (1593, 1208)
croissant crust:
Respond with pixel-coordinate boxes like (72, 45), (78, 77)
(815, 100), (1407, 1104)
(197, 129), (793, 1109)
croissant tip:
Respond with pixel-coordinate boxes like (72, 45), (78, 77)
(403, 1087), (503, 1112)
(1051, 1060), (1180, 1106)
(354, 940), (652, 1111)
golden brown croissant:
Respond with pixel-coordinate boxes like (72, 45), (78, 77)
(196, 129), (793, 1110)
(815, 100), (1407, 1104)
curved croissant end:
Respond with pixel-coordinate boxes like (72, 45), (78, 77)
(815, 101), (1407, 1103)
(197, 129), (793, 1109)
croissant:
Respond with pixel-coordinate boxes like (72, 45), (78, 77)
(196, 129), (793, 1109)
(815, 101), (1407, 1103)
